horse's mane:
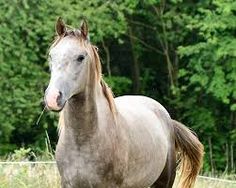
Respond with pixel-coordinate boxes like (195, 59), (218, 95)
(51, 29), (117, 118)
(91, 46), (117, 117)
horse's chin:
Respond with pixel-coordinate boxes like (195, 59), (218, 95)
(46, 100), (66, 112)
(51, 107), (63, 113)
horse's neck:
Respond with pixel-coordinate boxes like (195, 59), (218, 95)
(62, 83), (112, 141)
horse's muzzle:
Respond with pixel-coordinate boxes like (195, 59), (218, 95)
(44, 87), (65, 111)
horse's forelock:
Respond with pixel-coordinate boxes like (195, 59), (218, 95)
(50, 28), (87, 48)
(64, 29), (82, 38)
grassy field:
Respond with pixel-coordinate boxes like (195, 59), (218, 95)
(0, 162), (235, 188)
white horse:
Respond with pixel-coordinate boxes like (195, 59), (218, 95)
(44, 18), (204, 188)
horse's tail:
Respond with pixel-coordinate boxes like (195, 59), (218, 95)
(172, 120), (204, 188)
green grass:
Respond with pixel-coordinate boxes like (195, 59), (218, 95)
(0, 163), (59, 188)
(0, 163), (235, 188)
(193, 179), (236, 188)
(173, 176), (236, 188)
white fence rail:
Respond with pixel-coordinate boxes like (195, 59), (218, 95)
(0, 161), (56, 165)
(197, 175), (236, 184)
(0, 161), (235, 184)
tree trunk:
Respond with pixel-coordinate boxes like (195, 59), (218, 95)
(230, 142), (234, 172)
(101, 39), (111, 77)
(128, 25), (140, 94)
(208, 137), (215, 175)
(225, 142), (229, 173)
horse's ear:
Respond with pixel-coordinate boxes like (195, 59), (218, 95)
(80, 19), (89, 39)
(56, 17), (66, 36)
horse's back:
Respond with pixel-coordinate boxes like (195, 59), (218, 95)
(115, 95), (169, 116)
(114, 95), (175, 187)
(115, 95), (172, 136)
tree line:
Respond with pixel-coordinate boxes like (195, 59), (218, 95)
(0, 0), (235, 174)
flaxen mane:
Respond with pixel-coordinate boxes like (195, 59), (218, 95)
(90, 44), (117, 117)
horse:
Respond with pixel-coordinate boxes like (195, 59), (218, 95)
(44, 18), (204, 188)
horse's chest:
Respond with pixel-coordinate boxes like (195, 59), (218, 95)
(57, 155), (100, 187)
(56, 142), (122, 188)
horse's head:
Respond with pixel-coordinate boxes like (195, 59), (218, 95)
(44, 18), (100, 111)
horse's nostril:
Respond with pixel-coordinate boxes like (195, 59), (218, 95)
(59, 91), (62, 98)
(56, 91), (63, 106)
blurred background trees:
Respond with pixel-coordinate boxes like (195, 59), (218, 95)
(0, 0), (235, 174)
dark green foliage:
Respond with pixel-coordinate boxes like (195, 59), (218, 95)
(0, 0), (235, 174)
(0, 0), (134, 153)
(0, 1), (50, 154)
(105, 76), (132, 96)
(176, 0), (236, 173)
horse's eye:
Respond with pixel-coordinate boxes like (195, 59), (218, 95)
(77, 55), (85, 62)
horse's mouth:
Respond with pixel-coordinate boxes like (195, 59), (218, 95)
(44, 97), (66, 112)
